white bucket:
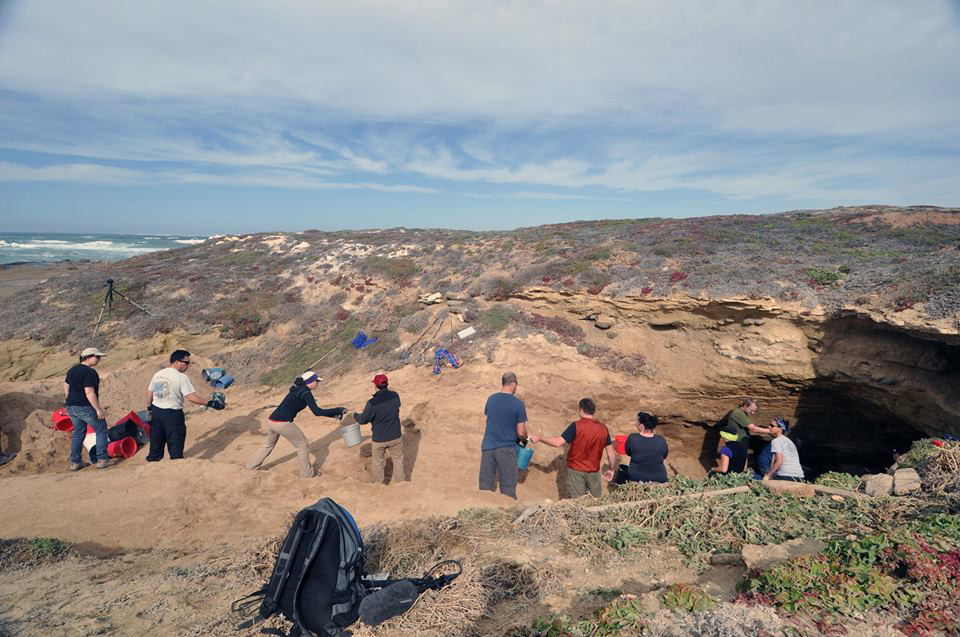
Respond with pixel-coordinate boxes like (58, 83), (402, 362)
(82, 433), (97, 451)
(340, 423), (362, 448)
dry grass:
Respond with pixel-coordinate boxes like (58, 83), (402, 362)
(354, 510), (563, 637)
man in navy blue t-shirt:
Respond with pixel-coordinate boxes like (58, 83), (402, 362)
(479, 371), (528, 498)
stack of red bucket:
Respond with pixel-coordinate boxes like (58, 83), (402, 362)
(51, 409), (150, 461)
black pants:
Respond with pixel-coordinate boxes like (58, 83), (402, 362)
(147, 407), (186, 461)
(773, 475), (804, 482)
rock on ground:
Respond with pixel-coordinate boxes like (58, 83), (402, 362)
(742, 538), (826, 571)
(761, 480), (815, 497)
(893, 468), (922, 495)
(862, 474), (894, 496)
(594, 315), (616, 329)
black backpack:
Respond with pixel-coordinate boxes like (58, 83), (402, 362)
(234, 498), (462, 636)
(235, 498), (367, 637)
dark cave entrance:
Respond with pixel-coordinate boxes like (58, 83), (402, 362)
(791, 383), (929, 478)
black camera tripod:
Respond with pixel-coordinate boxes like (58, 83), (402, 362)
(92, 278), (154, 337)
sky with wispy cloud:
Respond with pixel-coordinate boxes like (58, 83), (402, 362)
(0, 1), (958, 234)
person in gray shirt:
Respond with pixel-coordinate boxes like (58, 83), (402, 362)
(763, 418), (804, 482)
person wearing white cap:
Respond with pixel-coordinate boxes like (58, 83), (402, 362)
(246, 371), (347, 478)
(64, 347), (112, 470)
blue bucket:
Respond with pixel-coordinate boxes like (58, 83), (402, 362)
(516, 444), (533, 470)
(201, 367), (225, 382)
(211, 374), (235, 389)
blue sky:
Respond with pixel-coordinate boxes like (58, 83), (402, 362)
(0, 1), (958, 234)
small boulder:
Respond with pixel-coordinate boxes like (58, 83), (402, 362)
(710, 552), (745, 567)
(742, 538), (825, 571)
(606, 331), (619, 339)
(741, 543), (789, 571)
(893, 468), (922, 496)
(418, 292), (443, 305)
(761, 480), (815, 498)
(783, 537), (827, 559)
(594, 315), (616, 329)
(445, 291), (469, 301)
(742, 318), (758, 326)
(862, 474), (894, 497)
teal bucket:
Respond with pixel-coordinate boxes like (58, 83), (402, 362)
(516, 444), (533, 470)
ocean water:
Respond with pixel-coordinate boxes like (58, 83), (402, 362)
(0, 233), (207, 265)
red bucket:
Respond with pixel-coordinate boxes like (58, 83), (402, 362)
(107, 437), (137, 459)
(615, 434), (627, 455)
(51, 409), (73, 433)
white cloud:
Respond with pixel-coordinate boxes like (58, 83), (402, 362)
(0, 1), (957, 205)
(1, 1), (957, 135)
(0, 161), (436, 193)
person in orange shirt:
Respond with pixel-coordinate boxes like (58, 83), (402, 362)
(530, 398), (616, 498)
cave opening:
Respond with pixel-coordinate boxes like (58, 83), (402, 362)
(790, 383), (928, 478)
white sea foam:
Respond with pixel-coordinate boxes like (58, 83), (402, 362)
(0, 239), (156, 253)
(174, 239), (206, 245)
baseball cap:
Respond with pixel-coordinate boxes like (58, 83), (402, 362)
(373, 373), (389, 386)
(80, 347), (106, 358)
(300, 371), (322, 384)
(773, 417), (790, 433)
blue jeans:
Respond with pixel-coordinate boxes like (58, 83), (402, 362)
(67, 405), (108, 465)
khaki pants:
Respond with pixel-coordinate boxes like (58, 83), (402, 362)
(247, 420), (315, 478)
(372, 438), (405, 484)
(565, 466), (602, 498)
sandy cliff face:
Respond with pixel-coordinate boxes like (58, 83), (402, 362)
(514, 287), (960, 470)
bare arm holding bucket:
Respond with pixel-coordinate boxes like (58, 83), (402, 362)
(603, 444), (616, 482)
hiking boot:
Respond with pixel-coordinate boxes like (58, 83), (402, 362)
(69, 462), (84, 471)
(96, 459), (116, 469)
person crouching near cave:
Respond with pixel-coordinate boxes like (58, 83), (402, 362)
(145, 350), (224, 462)
(247, 371), (346, 478)
(530, 398), (616, 499)
(353, 374), (404, 484)
(763, 418), (805, 482)
(708, 437), (748, 477)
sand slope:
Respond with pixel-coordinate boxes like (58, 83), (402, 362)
(0, 336), (709, 553)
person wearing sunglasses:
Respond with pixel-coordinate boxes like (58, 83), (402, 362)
(145, 349), (223, 461)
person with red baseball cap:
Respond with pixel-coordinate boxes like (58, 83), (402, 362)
(353, 373), (404, 484)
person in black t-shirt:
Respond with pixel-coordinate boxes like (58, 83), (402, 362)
(63, 347), (112, 470)
(246, 371), (346, 478)
(623, 412), (669, 483)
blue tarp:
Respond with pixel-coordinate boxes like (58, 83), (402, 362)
(351, 331), (378, 349)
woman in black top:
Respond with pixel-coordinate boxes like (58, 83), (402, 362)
(246, 371), (345, 478)
(623, 412), (669, 483)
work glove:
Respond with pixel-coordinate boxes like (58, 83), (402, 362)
(206, 400), (225, 410)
